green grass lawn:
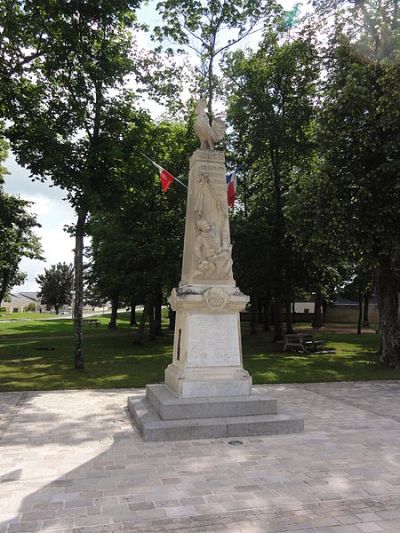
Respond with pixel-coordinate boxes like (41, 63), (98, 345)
(0, 311), (62, 320)
(0, 313), (398, 391)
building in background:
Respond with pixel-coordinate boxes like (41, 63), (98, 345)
(0, 292), (45, 313)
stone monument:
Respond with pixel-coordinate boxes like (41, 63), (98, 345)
(128, 100), (303, 441)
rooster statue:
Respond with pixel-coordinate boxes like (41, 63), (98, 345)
(194, 99), (225, 150)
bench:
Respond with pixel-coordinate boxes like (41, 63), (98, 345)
(83, 318), (100, 328)
(283, 333), (324, 353)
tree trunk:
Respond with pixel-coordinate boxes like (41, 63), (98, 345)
(130, 299), (137, 326)
(357, 291), (363, 335)
(257, 298), (263, 325)
(250, 292), (257, 335)
(363, 295), (370, 327)
(134, 297), (149, 345)
(270, 301), (275, 326)
(207, 46), (216, 120)
(312, 291), (323, 329)
(263, 293), (271, 331)
(270, 149), (284, 343)
(74, 210), (87, 370)
(322, 299), (327, 324)
(376, 254), (400, 368)
(108, 294), (118, 330)
(272, 296), (283, 342)
(285, 299), (294, 334)
(154, 285), (163, 336)
(0, 269), (10, 306)
(147, 293), (156, 340)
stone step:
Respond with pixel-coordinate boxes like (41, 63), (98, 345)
(146, 384), (278, 420)
(128, 396), (304, 442)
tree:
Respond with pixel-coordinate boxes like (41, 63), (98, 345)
(338, 260), (375, 335)
(0, 192), (43, 304)
(36, 262), (74, 314)
(227, 32), (318, 340)
(315, 0), (400, 366)
(154, 0), (277, 117)
(83, 284), (108, 311)
(2, 0), (142, 368)
(87, 112), (197, 340)
(0, 136), (42, 304)
(230, 207), (274, 334)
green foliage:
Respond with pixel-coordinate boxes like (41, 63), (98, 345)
(0, 133), (7, 184)
(154, 0), (277, 115)
(36, 262), (74, 314)
(320, 43), (400, 258)
(87, 112), (197, 305)
(227, 32), (319, 335)
(1, 0), (146, 367)
(3, 1), (141, 207)
(312, 0), (400, 62)
(314, 0), (400, 365)
(0, 184), (42, 304)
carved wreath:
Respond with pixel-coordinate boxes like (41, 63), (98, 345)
(203, 287), (228, 311)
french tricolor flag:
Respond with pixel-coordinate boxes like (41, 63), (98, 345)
(226, 167), (239, 208)
(140, 153), (175, 192)
(140, 153), (188, 192)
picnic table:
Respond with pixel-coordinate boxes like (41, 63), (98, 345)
(283, 333), (324, 353)
(83, 318), (100, 328)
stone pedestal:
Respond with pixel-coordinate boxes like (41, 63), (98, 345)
(164, 284), (251, 398)
(128, 145), (304, 441)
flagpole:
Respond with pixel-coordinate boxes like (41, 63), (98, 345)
(172, 176), (188, 190)
(139, 152), (187, 190)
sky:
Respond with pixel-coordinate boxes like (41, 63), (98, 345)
(4, 0), (300, 293)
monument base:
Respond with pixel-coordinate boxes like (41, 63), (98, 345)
(128, 384), (304, 442)
(164, 363), (252, 398)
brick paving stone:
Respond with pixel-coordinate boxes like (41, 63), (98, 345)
(377, 509), (400, 519)
(356, 512), (382, 522)
(2, 384), (400, 532)
(355, 522), (384, 532)
(338, 514), (364, 525)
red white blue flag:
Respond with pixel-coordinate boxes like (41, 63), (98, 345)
(226, 167), (239, 207)
(140, 153), (187, 192)
(142, 154), (174, 192)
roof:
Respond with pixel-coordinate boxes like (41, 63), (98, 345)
(19, 292), (40, 301)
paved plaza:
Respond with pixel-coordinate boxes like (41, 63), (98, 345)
(1, 381), (400, 532)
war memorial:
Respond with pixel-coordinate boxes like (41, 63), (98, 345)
(128, 101), (303, 441)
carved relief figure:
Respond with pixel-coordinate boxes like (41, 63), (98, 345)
(193, 218), (233, 280)
(194, 172), (228, 220)
(194, 100), (225, 150)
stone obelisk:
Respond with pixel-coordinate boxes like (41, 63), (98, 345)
(164, 143), (251, 397)
(128, 100), (303, 441)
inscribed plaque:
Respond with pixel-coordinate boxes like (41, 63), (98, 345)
(188, 313), (240, 367)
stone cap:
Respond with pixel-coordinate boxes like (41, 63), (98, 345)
(168, 284), (249, 312)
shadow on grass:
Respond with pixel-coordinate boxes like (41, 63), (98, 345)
(242, 330), (400, 383)
(0, 330), (173, 391)
(0, 321), (399, 391)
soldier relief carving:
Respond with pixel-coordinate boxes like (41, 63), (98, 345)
(193, 217), (232, 280)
